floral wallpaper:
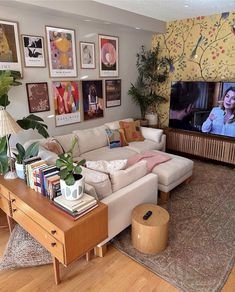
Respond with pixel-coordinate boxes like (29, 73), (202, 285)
(152, 11), (235, 127)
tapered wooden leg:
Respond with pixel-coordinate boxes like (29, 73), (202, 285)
(159, 191), (170, 203)
(86, 250), (92, 262)
(6, 215), (14, 233)
(94, 244), (107, 258)
(53, 257), (60, 285)
(184, 176), (192, 184)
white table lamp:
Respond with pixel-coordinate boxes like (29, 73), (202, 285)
(0, 107), (22, 179)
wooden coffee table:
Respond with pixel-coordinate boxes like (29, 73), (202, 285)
(132, 204), (169, 254)
(0, 176), (108, 284)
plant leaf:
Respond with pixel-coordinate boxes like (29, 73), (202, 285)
(24, 142), (39, 159)
(56, 159), (67, 168)
(0, 151), (8, 174)
(17, 115), (49, 138)
(59, 168), (69, 180)
(65, 174), (75, 186)
(74, 165), (82, 174)
(0, 137), (7, 153)
(16, 143), (26, 162)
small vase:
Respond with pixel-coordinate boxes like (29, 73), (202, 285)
(60, 175), (85, 201)
(145, 113), (158, 126)
(15, 162), (25, 180)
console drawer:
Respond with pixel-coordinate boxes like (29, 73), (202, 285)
(0, 185), (10, 200)
(10, 193), (64, 243)
(0, 194), (11, 216)
(12, 206), (64, 263)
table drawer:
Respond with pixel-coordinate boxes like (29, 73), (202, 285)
(12, 206), (64, 264)
(0, 194), (11, 216)
(0, 185), (10, 200)
(10, 193), (64, 243)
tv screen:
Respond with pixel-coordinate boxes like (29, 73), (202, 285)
(169, 81), (235, 138)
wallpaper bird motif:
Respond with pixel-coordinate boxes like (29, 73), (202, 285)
(152, 11), (235, 127)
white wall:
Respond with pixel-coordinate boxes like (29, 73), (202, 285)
(0, 3), (153, 145)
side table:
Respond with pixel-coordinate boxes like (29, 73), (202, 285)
(132, 204), (169, 254)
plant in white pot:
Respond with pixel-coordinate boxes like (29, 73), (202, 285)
(13, 142), (39, 179)
(56, 138), (86, 201)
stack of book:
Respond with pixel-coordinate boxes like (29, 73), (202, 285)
(23, 157), (61, 200)
(53, 194), (98, 220)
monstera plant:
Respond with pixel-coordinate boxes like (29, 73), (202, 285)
(0, 70), (49, 174)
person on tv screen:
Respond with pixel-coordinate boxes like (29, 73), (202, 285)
(201, 87), (235, 137)
(169, 82), (200, 131)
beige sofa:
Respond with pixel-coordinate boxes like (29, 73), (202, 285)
(25, 118), (193, 252)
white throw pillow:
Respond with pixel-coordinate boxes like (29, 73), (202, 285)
(86, 159), (127, 174)
(110, 160), (148, 192)
(140, 127), (163, 143)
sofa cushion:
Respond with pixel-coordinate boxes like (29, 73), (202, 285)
(110, 160), (148, 192)
(81, 167), (112, 200)
(105, 118), (133, 130)
(80, 146), (137, 161)
(74, 125), (108, 154)
(127, 140), (162, 153)
(54, 134), (80, 157)
(119, 120), (144, 142)
(140, 127), (163, 143)
(86, 159), (127, 174)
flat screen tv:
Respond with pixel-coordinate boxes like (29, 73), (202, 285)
(169, 81), (235, 138)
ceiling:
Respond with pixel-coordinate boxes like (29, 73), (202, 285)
(94, 0), (235, 21)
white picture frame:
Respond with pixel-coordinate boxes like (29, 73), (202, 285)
(80, 41), (95, 69)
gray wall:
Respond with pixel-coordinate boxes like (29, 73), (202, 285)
(0, 3), (152, 145)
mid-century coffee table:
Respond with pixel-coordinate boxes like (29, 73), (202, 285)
(0, 176), (108, 284)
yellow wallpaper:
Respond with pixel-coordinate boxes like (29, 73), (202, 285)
(152, 11), (235, 127)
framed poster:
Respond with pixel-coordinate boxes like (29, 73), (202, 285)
(0, 19), (22, 76)
(52, 81), (80, 126)
(105, 79), (121, 108)
(98, 34), (118, 77)
(80, 41), (95, 69)
(45, 26), (77, 78)
(26, 82), (50, 113)
(82, 80), (104, 120)
(22, 35), (46, 67)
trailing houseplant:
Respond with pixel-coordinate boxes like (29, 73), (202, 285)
(128, 43), (172, 125)
(0, 70), (49, 175)
(13, 142), (39, 179)
(56, 137), (86, 201)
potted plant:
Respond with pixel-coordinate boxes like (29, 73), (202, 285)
(128, 43), (172, 126)
(56, 137), (86, 201)
(0, 70), (49, 175)
(13, 142), (39, 179)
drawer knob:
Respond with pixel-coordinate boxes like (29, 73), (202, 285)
(51, 230), (57, 235)
(11, 199), (16, 203)
(13, 208), (17, 212)
(51, 242), (57, 247)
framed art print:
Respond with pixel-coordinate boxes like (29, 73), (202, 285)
(82, 80), (104, 120)
(0, 19), (22, 76)
(80, 41), (95, 69)
(105, 79), (121, 108)
(26, 82), (50, 113)
(98, 34), (118, 77)
(52, 81), (80, 126)
(45, 26), (77, 78)
(22, 35), (46, 67)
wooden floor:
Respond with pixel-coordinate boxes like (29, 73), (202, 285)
(0, 212), (234, 292)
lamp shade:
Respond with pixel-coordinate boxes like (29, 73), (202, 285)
(0, 107), (22, 138)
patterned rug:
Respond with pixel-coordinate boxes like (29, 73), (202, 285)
(112, 160), (235, 292)
(0, 224), (52, 270)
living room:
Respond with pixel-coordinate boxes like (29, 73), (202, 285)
(0, 0), (235, 291)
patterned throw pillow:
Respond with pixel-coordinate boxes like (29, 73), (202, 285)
(119, 120), (144, 142)
(86, 160), (127, 174)
(43, 138), (65, 155)
(105, 129), (129, 148)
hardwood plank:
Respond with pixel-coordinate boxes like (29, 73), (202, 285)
(0, 228), (234, 292)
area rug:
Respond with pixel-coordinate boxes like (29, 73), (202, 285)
(0, 224), (52, 270)
(112, 160), (235, 292)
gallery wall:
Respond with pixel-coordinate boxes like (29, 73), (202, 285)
(152, 11), (235, 127)
(0, 3), (154, 145)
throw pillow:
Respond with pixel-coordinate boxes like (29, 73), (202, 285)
(119, 120), (144, 142)
(105, 129), (129, 148)
(86, 160), (127, 174)
(43, 138), (64, 155)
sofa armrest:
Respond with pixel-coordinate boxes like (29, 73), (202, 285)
(140, 127), (163, 143)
